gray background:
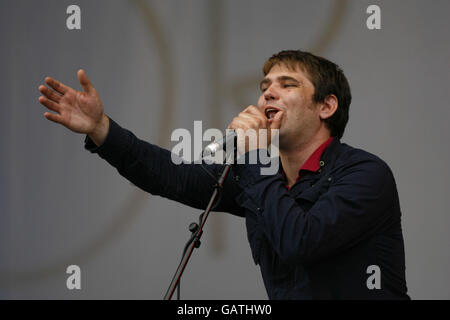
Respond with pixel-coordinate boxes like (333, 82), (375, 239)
(1, 0), (449, 299)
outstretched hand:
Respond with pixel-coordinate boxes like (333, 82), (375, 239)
(38, 70), (105, 135)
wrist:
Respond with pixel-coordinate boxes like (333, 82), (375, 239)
(88, 113), (109, 147)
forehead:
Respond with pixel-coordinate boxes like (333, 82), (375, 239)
(263, 63), (313, 85)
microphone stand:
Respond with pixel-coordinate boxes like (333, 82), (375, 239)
(163, 151), (234, 300)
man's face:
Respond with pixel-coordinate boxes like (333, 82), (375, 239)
(258, 63), (320, 150)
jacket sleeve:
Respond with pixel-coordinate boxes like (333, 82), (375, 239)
(84, 116), (244, 217)
(233, 150), (397, 265)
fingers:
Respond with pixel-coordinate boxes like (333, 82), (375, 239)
(270, 111), (284, 130)
(43, 111), (64, 125)
(39, 85), (62, 103)
(237, 112), (266, 128)
(243, 105), (265, 118)
(229, 105), (267, 129)
(77, 69), (94, 94)
(45, 77), (70, 95)
(228, 117), (250, 130)
(38, 96), (61, 114)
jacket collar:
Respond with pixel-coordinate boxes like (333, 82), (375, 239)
(319, 136), (342, 170)
(277, 137), (341, 176)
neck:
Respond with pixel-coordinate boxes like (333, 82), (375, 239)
(280, 131), (331, 188)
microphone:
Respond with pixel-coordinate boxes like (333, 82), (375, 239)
(203, 130), (237, 157)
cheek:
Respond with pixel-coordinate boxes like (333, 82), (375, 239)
(257, 95), (265, 107)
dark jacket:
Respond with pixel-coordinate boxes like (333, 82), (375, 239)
(85, 117), (409, 300)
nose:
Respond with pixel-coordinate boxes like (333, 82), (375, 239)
(263, 84), (280, 101)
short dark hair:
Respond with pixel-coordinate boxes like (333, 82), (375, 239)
(263, 50), (351, 139)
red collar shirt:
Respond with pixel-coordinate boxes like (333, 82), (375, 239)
(282, 137), (334, 190)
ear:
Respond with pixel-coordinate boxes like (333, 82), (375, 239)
(319, 94), (338, 120)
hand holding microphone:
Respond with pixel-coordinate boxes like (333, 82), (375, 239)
(224, 105), (283, 155)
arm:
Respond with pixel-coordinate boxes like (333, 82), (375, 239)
(84, 117), (244, 215)
(38, 70), (243, 216)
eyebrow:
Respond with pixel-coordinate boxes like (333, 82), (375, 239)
(259, 76), (301, 90)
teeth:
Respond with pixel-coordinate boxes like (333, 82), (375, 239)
(265, 108), (279, 119)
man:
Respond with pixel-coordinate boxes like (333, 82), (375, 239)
(38, 50), (409, 299)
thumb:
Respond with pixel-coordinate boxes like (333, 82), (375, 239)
(271, 111), (284, 130)
(77, 69), (94, 94)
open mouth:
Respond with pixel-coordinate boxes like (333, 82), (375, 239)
(265, 107), (280, 120)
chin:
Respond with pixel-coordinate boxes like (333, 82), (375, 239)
(274, 132), (288, 150)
